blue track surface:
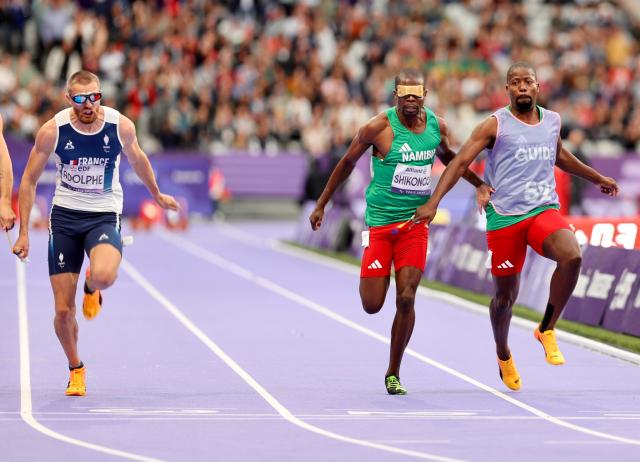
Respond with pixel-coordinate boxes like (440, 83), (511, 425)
(2, 221), (640, 462)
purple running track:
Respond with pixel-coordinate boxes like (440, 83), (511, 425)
(1, 221), (640, 462)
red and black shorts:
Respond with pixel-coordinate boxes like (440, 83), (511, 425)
(360, 221), (429, 278)
(486, 208), (571, 276)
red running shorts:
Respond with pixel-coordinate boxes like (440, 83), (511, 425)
(486, 208), (572, 276)
(360, 220), (429, 278)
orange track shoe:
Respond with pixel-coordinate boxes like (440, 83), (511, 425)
(65, 365), (86, 396)
(497, 356), (521, 391)
(534, 328), (565, 365)
(82, 268), (102, 320)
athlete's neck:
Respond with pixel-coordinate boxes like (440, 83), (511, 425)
(396, 107), (425, 130)
(69, 107), (105, 134)
(508, 105), (540, 124)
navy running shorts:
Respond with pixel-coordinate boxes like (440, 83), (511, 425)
(48, 205), (122, 276)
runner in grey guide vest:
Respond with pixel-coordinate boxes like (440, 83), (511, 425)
(413, 62), (619, 391)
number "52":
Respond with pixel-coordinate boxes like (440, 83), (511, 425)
(524, 181), (553, 202)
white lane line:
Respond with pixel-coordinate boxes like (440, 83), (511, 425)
(15, 257), (164, 462)
(121, 258), (465, 462)
(269, 238), (640, 366)
(6, 413), (640, 421)
(347, 411), (477, 416)
(161, 230), (640, 446)
(5, 410), (640, 421)
(543, 440), (623, 445)
(4, 416), (640, 424)
(373, 440), (451, 444)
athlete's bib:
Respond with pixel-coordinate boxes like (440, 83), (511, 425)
(390, 163), (431, 196)
(60, 163), (106, 194)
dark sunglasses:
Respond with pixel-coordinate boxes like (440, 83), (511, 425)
(69, 92), (102, 104)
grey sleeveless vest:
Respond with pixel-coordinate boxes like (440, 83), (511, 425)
(485, 106), (561, 215)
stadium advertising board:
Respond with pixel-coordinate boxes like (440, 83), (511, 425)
(564, 246), (640, 336)
(568, 216), (640, 249)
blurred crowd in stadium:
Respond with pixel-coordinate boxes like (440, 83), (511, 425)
(0, 0), (639, 159)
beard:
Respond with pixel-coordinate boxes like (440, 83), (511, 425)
(73, 106), (98, 124)
(514, 96), (534, 112)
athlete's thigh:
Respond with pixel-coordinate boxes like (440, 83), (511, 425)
(395, 265), (422, 297)
(492, 273), (521, 300)
(360, 224), (395, 307)
(393, 222), (428, 274)
(50, 273), (80, 310)
(48, 228), (85, 276)
(541, 228), (580, 262)
(527, 209), (576, 260)
(359, 276), (391, 308)
(360, 224), (394, 278)
(486, 220), (529, 276)
(86, 224), (122, 274)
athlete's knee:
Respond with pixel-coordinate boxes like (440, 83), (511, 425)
(492, 292), (515, 310)
(90, 269), (117, 290)
(55, 304), (76, 322)
(396, 289), (416, 312)
(362, 301), (383, 314)
(559, 254), (582, 274)
(361, 297), (384, 314)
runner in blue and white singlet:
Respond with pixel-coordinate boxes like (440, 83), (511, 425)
(414, 62), (619, 392)
(52, 106), (124, 213)
(46, 104), (127, 280)
(12, 70), (179, 397)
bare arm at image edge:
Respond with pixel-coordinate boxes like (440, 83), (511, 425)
(0, 115), (16, 231)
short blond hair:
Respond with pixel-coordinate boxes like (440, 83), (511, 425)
(67, 71), (100, 91)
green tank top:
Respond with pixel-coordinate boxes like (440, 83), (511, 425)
(365, 107), (441, 227)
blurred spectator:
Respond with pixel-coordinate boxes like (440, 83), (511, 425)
(0, 0), (639, 159)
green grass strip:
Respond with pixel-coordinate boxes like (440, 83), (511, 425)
(285, 242), (640, 355)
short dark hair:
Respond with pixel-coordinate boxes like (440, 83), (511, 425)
(67, 70), (100, 90)
(506, 62), (537, 82)
(395, 68), (424, 88)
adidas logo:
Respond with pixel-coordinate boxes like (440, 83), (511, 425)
(64, 140), (75, 150)
(516, 135), (527, 144)
(496, 260), (514, 269)
(367, 259), (383, 270)
(98, 233), (109, 241)
(399, 142), (412, 153)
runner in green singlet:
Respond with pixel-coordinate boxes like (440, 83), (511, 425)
(309, 69), (493, 395)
